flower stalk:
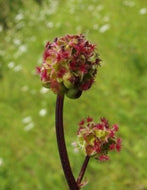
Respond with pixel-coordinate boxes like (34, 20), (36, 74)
(77, 156), (90, 187)
(55, 94), (79, 190)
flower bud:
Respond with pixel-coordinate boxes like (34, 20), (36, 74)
(66, 88), (82, 99)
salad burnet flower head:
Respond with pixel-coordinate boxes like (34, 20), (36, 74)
(77, 117), (122, 161)
(36, 34), (101, 99)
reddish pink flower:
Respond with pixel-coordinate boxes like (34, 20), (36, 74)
(116, 138), (122, 152)
(99, 155), (109, 161)
(41, 69), (48, 81)
(77, 117), (122, 161)
(109, 130), (115, 138)
(37, 34), (100, 98)
(57, 68), (67, 78)
(79, 64), (87, 73)
(113, 124), (119, 132)
(100, 118), (109, 128)
(95, 123), (104, 130)
(36, 67), (41, 74)
(109, 144), (116, 150)
(86, 117), (93, 122)
(79, 119), (85, 126)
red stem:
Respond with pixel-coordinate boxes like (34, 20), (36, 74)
(77, 156), (90, 186)
(55, 94), (79, 190)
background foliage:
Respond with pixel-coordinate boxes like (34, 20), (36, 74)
(0, 0), (147, 189)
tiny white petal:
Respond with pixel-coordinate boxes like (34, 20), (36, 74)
(39, 109), (47, 117)
(13, 39), (21, 45)
(73, 148), (79, 153)
(0, 158), (3, 166)
(19, 45), (27, 53)
(21, 86), (29, 92)
(40, 87), (49, 94)
(103, 16), (110, 22)
(96, 5), (104, 11)
(15, 13), (24, 21)
(22, 116), (32, 124)
(99, 24), (110, 33)
(93, 24), (99, 30)
(8, 62), (15, 69)
(46, 22), (54, 28)
(24, 122), (34, 131)
(14, 65), (22, 72)
(71, 142), (77, 147)
(139, 8), (147, 15)
(123, 1), (135, 7)
(0, 25), (3, 32)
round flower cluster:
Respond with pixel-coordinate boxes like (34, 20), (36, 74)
(36, 34), (100, 99)
(77, 117), (122, 161)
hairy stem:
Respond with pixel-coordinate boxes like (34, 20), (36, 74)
(55, 94), (79, 190)
(77, 156), (90, 186)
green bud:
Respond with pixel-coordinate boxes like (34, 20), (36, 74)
(66, 88), (82, 99)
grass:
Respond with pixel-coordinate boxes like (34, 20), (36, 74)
(0, 0), (147, 189)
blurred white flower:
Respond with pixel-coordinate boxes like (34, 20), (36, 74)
(46, 22), (54, 28)
(99, 24), (110, 33)
(19, 45), (27, 53)
(22, 116), (32, 124)
(15, 22), (25, 30)
(73, 148), (79, 153)
(0, 158), (3, 166)
(71, 142), (79, 153)
(14, 45), (27, 58)
(8, 62), (15, 69)
(39, 109), (47, 117)
(96, 5), (104, 11)
(15, 13), (24, 21)
(139, 8), (147, 15)
(88, 5), (94, 11)
(93, 24), (99, 30)
(123, 1), (135, 7)
(103, 16), (110, 22)
(13, 39), (21, 45)
(21, 86), (29, 92)
(24, 122), (34, 131)
(71, 141), (77, 147)
(14, 65), (22, 72)
(0, 25), (3, 32)
(40, 87), (49, 94)
(69, 8), (75, 14)
(29, 36), (36, 42)
(0, 50), (5, 56)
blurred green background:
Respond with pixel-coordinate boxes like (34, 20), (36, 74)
(0, 0), (147, 190)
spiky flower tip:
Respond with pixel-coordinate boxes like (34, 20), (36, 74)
(36, 34), (101, 99)
(77, 117), (122, 161)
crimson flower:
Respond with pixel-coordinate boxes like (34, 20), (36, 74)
(37, 34), (100, 99)
(77, 117), (122, 161)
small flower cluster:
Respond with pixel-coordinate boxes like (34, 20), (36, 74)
(77, 117), (122, 161)
(37, 34), (100, 99)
